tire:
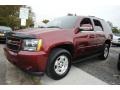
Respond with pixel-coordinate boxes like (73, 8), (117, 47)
(99, 44), (110, 60)
(46, 48), (72, 80)
(117, 54), (120, 70)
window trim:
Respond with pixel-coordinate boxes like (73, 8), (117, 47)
(80, 18), (94, 31)
(93, 19), (103, 31)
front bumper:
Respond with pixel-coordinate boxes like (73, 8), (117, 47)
(4, 47), (48, 75)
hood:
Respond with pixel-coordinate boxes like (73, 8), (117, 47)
(16, 28), (63, 35)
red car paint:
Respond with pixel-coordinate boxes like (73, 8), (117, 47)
(4, 16), (112, 74)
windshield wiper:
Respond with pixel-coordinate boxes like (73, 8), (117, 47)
(46, 26), (62, 28)
(38, 26), (46, 28)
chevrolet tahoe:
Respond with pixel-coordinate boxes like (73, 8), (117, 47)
(4, 16), (112, 80)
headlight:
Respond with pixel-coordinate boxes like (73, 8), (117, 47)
(0, 33), (4, 36)
(23, 39), (42, 51)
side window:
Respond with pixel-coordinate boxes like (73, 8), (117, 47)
(93, 19), (103, 31)
(80, 18), (93, 30)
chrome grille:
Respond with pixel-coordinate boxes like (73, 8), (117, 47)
(6, 36), (22, 52)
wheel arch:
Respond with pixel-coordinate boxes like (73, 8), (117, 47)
(48, 42), (74, 57)
(105, 39), (111, 47)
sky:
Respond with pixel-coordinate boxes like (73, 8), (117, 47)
(31, 5), (120, 28)
(1, 0), (120, 28)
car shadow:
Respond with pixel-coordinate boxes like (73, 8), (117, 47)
(73, 51), (120, 85)
(73, 56), (102, 68)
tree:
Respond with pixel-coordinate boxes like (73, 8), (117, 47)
(118, 29), (120, 33)
(42, 19), (49, 24)
(0, 5), (34, 30)
(107, 21), (113, 28)
(112, 27), (119, 33)
(25, 6), (35, 28)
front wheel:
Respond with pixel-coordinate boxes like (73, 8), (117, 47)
(46, 48), (71, 80)
(99, 44), (110, 60)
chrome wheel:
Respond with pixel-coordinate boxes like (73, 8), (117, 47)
(54, 55), (69, 75)
(104, 46), (109, 58)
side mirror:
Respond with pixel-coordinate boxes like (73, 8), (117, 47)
(80, 24), (93, 31)
(74, 26), (93, 34)
(74, 28), (80, 34)
(79, 26), (93, 31)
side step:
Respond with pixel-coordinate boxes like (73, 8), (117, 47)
(72, 53), (101, 64)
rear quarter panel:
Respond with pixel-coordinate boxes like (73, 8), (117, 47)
(100, 20), (113, 40)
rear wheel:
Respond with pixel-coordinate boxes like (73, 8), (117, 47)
(46, 48), (71, 80)
(99, 44), (110, 60)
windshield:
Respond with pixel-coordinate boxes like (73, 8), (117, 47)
(46, 16), (78, 29)
(0, 26), (12, 32)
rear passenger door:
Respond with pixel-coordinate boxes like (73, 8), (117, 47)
(93, 19), (106, 52)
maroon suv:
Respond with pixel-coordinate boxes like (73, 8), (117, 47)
(4, 16), (112, 80)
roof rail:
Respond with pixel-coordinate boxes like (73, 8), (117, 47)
(88, 16), (104, 21)
(88, 16), (96, 17)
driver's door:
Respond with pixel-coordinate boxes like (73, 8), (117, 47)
(74, 18), (96, 58)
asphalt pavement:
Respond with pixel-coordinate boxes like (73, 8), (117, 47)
(0, 43), (6, 84)
(74, 46), (120, 85)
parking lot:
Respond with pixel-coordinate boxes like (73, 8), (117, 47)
(74, 46), (120, 85)
(0, 43), (120, 85)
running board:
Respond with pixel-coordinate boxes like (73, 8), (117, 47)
(72, 53), (102, 64)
